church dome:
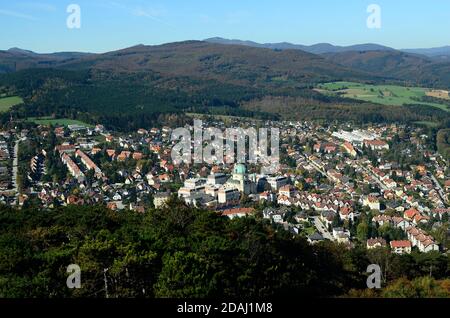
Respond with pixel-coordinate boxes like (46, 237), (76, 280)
(234, 164), (246, 175)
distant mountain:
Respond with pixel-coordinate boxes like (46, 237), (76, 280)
(205, 37), (395, 54)
(204, 37), (450, 64)
(0, 48), (94, 73)
(2, 40), (450, 89)
(2, 40), (450, 88)
(203, 38), (450, 87)
(322, 50), (432, 76)
(7, 47), (36, 55)
(402, 46), (450, 59)
(7, 47), (94, 59)
(53, 41), (374, 84)
(322, 50), (450, 88)
(306, 43), (394, 54)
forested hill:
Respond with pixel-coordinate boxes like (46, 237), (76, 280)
(322, 50), (450, 88)
(1, 41), (450, 130)
(0, 48), (93, 73)
(2, 41), (373, 84)
(0, 42), (383, 130)
(0, 199), (449, 298)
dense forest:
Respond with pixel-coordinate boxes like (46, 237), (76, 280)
(0, 199), (449, 298)
(322, 50), (450, 89)
(0, 68), (280, 130)
(1, 67), (449, 132)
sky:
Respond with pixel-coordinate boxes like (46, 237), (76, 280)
(0, 0), (449, 53)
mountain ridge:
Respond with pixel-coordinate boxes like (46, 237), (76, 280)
(2, 40), (450, 90)
(205, 37), (450, 59)
(204, 37), (395, 54)
(4, 39), (450, 58)
(2, 40), (375, 83)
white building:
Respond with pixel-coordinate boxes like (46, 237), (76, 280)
(184, 178), (206, 189)
(390, 241), (412, 255)
(207, 173), (228, 185)
(363, 196), (381, 211)
(267, 176), (288, 191)
(218, 187), (240, 204)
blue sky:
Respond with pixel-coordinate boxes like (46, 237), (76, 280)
(0, 0), (449, 53)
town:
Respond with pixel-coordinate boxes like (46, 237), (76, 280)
(1, 117), (449, 255)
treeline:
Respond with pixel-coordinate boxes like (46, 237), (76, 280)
(411, 95), (450, 110)
(243, 96), (450, 124)
(437, 129), (450, 160)
(0, 200), (449, 298)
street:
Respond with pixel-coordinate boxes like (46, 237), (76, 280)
(312, 216), (334, 241)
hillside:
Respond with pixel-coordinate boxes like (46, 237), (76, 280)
(204, 38), (450, 89)
(3, 41), (450, 90)
(205, 37), (450, 60)
(0, 49), (94, 73)
(55, 41), (375, 85)
(0, 41), (389, 129)
(403, 46), (450, 58)
(205, 37), (395, 54)
(322, 50), (450, 88)
(0, 41), (449, 130)
(1, 41), (379, 103)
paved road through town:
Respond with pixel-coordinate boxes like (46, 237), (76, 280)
(312, 216), (334, 241)
(429, 172), (448, 204)
(358, 163), (388, 191)
(11, 138), (25, 199)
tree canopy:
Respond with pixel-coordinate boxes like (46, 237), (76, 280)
(0, 200), (449, 298)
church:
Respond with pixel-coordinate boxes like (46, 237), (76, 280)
(224, 164), (257, 195)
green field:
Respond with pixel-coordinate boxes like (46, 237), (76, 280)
(26, 117), (93, 127)
(0, 96), (23, 112)
(316, 81), (450, 112)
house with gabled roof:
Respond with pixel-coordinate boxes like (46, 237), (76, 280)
(367, 238), (387, 249)
(390, 240), (412, 254)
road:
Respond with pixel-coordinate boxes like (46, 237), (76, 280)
(11, 139), (19, 192)
(429, 172), (448, 204)
(312, 216), (334, 241)
(304, 155), (328, 178)
(11, 138), (25, 202)
(358, 163), (388, 191)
